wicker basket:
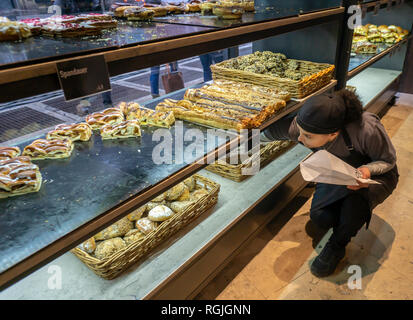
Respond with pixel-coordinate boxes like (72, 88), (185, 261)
(210, 57), (335, 99)
(71, 174), (220, 280)
(206, 140), (294, 182)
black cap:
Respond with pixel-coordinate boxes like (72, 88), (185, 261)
(296, 93), (346, 134)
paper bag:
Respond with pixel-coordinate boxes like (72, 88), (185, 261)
(161, 63), (185, 94)
(300, 150), (380, 186)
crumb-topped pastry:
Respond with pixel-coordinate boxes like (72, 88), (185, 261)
(85, 108), (124, 130)
(100, 120), (141, 140)
(0, 156), (42, 198)
(46, 123), (92, 142)
(22, 139), (74, 160)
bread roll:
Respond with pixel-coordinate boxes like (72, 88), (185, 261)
(94, 237), (126, 260)
(184, 176), (196, 192)
(94, 217), (133, 241)
(146, 201), (166, 212)
(190, 188), (209, 201)
(127, 205), (147, 221)
(165, 182), (186, 201)
(148, 205), (174, 222)
(77, 237), (96, 254)
(169, 200), (194, 213)
(136, 217), (158, 234)
(177, 185), (190, 201)
(123, 229), (145, 245)
(152, 192), (166, 202)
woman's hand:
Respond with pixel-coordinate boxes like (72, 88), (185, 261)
(347, 166), (371, 190)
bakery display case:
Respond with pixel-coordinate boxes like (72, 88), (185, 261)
(0, 0), (412, 299)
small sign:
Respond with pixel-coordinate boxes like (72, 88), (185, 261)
(56, 55), (111, 102)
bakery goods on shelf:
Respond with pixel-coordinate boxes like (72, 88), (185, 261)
(200, 0), (217, 15)
(114, 6), (155, 21)
(0, 156), (42, 198)
(155, 80), (287, 131)
(352, 24), (409, 47)
(185, 0), (202, 12)
(118, 102), (175, 128)
(100, 120), (142, 140)
(351, 41), (378, 54)
(22, 138), (74, 160)
(85, 107), (124, 130)
(46, 123), (92, 142)
(75, 174), (215, 260)
(143, 4), (169, 17)
(212, 1), (245, 19)
(0, 20), (32, 42)
(0, 147), (21, 161)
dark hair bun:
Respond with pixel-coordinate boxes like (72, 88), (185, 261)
(336, 89), (363, 125)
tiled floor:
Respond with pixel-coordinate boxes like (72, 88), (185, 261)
(195, 96), (413, 300)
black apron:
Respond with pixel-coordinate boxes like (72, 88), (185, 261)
(310, 128), (399, 229)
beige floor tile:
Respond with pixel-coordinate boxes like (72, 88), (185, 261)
(385, 103), (413, 121)
(214, 273), (267, 300)
(381, 115), (404, 138)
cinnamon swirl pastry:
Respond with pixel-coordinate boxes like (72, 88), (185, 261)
(0, 156), (42, 198)
(85, 108), (124, 130)
(22, 139), (74, 160)
(46, 123), (92, 142)
(0, 147), (21, 161)
(100, 120), (141, 140)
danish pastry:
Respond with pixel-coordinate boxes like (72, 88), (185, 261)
(22, 139), (74, 160)
(85, 107), (124, 130)
(46, 123), (92, 142)
(0, 156), (42, 199)
(119, 102), (175, 128)
(100, 120), (141, 140)
(0, 147), (21, 161)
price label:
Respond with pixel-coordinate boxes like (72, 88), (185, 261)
(56, 55), (111, 102)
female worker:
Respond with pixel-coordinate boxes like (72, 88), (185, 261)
(261, 89), (399, 277)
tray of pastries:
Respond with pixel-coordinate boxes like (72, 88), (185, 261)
(100, 119), (142, 140)
(46, 123), (92, 142)
(155, 80), (289, 131)
(22, 138), (74, 160)
(353, 24), (409, 47)
(119, 102), (175, 128)
(0, 156), (42, 199)
(71, 174), (220, 280)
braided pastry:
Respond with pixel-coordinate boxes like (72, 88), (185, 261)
(100, 120), (141, 140)
(119, 102), (175, 128)
(46, 122), (92, 142)
(22, 139), (74, 160)
(85, 108), (124, 130)
(0, 147), (21, 161)
(0, 156), (42, 198)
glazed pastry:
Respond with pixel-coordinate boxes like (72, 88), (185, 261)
(85, 108), (124, 130)
(147, 204), (175, 222)
(0, 147), (21, 161)
(94, 237), (126, 260)
(40, 21), (101, 38)
(100, 120), (141, 140)
(212, 1), (245, 19)
(143, 4), (169, 16)
(94, 217), (133, 241)
(0, 156), (42, 199)
(127, 204), (147, 221)
(135, 217), (158, 235)
(123, 229), (145, 245)
(46, 123), (92, 142)
(22, 139), (74, 160)
(77, 237), (96, 254)
(0, 21), (32, 42)
(165, 182), (187, 201)
(119, 102), (175, 128)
